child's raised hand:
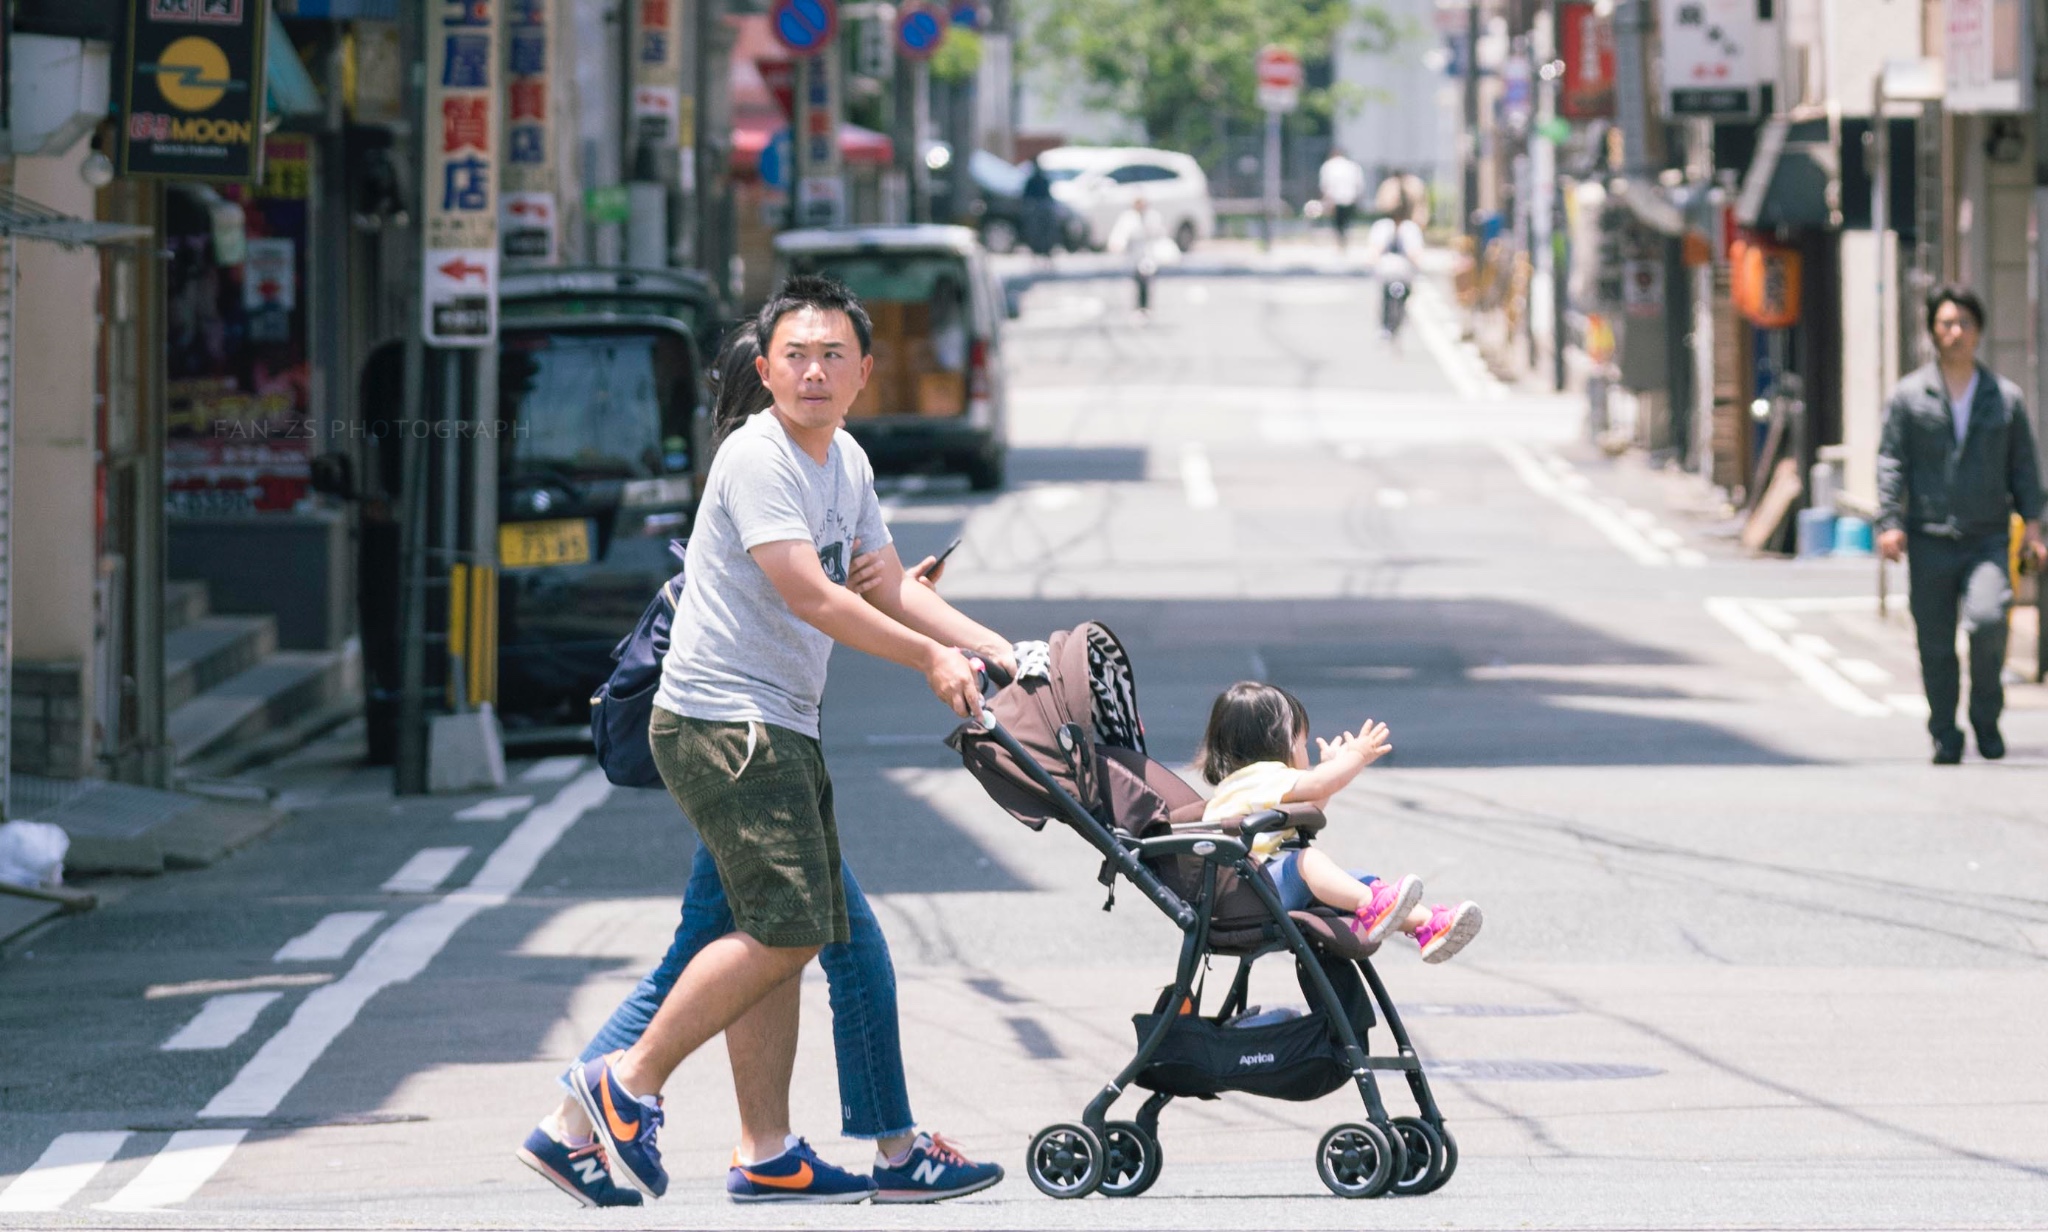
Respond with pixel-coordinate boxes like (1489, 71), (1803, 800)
(1354, 720), (1392, 766)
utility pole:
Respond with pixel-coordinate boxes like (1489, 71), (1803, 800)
(1464, 0), (1481, 237)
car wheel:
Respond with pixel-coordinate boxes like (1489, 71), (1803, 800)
(1175, 219), (1197, 252)
(982, 217), (1019, 254)
(965, 443), (1006, 492)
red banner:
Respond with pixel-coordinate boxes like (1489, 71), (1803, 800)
(1559, 2), (1615, 121)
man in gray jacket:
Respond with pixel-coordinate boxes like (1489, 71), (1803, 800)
(1877, 285), (2047, 763)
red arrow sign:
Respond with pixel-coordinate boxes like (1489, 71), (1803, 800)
(439, 257), (488, 282)
(508, 199), (547, 218)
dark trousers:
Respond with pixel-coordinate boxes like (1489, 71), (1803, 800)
(1906, 531), (2013, 741)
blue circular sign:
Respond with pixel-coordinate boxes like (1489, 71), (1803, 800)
(950, 2), (979, 30)
(771, 0), (836, 55)
(897, 2), (946, 59)
(758, 127), (792, 191)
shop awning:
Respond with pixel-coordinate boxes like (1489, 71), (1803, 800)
(1736, 116), (1838, 230)
(265, 9), (325, 117)
(0, 189), (152, 248)
(732, 118), (895, 176)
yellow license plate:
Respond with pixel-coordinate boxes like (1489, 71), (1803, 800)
(499, 519), (591, 568)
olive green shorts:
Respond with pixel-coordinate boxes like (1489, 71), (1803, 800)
(648, 708), (849, 948)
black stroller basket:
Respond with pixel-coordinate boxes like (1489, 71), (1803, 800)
(948, 622), (1460, 1201)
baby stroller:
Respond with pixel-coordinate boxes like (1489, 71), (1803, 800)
(949, 623), (1458, 1200)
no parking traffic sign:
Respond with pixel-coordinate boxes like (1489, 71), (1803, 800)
(771, 0), (837, 55)
(896, 1), (948, 61)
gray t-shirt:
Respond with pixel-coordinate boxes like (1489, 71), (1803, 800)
(655, 409), (891, 737)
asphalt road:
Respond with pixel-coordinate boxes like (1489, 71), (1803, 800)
(3, 257), (2046, 1230)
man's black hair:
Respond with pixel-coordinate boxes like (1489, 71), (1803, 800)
(1927, 284), (1987, 333)
(756, 273), (873, 357)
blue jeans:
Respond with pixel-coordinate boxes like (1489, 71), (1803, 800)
(1266, 850), (1375, 913)
(574, 845), (915, 1140)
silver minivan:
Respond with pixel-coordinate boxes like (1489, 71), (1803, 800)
(773, 224), (1008, 490)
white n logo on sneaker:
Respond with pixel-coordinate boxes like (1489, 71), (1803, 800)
(910, 1158), (948, 1186)
(571, 1156), (606, 1187)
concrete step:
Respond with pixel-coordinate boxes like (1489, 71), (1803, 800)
(164, 580), (210, 633)
(7, 773), (285, 876)
(167, 641), (359, 770)
(165, 615), (277, 713)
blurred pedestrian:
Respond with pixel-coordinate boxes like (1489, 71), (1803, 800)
(1107, 193), (1167, 315)
(1877, 284), (2047, 764)
(1021, 157), (1057, 262)
(1318, 146), (1366, 253)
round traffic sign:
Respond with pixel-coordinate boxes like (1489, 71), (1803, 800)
(1255, 44), (1303, 90)
(896, 1), (948, 61)
(770, 0), (837, 55)
(758, 127), (792, 190)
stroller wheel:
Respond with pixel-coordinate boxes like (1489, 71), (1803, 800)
(1098, 1121), (1162, 1198)
(1315, 1122), (1400, 1199)
(1027, 1123), (1104, 1199)
(1419, 1123), (1457, 1193)
(1388, 1116), (1445, 1195)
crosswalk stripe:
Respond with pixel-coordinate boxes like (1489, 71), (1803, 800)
(380, 847), (471, 894)
(272, 911), (384, 962)
(0, 1132), (130, 1211)
(160, 992), (281, 1051)
(96, 1130), (246, 1212)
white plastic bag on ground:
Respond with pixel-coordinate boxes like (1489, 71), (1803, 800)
(0, 820), (69, 889)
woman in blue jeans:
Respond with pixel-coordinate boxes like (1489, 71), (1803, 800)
(516, 328), (1002, 1208)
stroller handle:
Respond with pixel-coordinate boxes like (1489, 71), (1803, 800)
(960, 649), (1014, 694)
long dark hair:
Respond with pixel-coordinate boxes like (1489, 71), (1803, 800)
(1198, 681), (1309, 785)
(708, 323), (773, 445)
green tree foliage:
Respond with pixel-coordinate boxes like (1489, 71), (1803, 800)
(1024, 0), (1399, 166)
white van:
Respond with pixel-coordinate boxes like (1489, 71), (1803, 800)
(1036, 146), (1217, 253)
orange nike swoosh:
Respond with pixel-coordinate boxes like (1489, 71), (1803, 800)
(600, 1078), (640, 1141)
(739, 1161), (814, 1190)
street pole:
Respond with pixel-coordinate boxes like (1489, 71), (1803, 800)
(1262, 106), (1280, 251)
(395, 0), (430, 795)
(1464, 0), (1481, 237)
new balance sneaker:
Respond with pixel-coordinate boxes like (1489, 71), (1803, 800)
(569, 1056), (667, 1199)
(1351, 874), (1425, 946)
(516, 1125), (643, 1208)
(1415, 901), (1484, 964)
(726, 1136), (875, 1204)
(873, 1132), (1005, 1203)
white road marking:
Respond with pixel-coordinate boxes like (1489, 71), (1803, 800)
(380, 847), (471, 894)
(1494, 440), (1671, 566)
(1028, 484), (1081, 511)
(1674, 547), (1708, 567)
(1888, 693), (1933, 717)
(1180, 443), (1219, 509)
(518, 755), (585, 782)
(1705, 598), (1892, 717)
(0, 1132), (131, 1212)
(144, 974), (332, 1000)
(160, 993), (282, 1051)
(1376, 488), (1410, 509)
(97, 1131), (247, 1212)
(272, 912), (385, 962)
(453, 794), (535, 822)
(1834, 658), (1894, 686)
(1647, 527), (1684, 549)
(1789, 633), (1838, 659)
(1407, 279), (1504, 401)
(1745, 601), (1798, 630)
(200, 768), (611, 1121)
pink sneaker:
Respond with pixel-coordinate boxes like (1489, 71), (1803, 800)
(1415, 902), (1483, 963)
(1350, 874), (1424, 945)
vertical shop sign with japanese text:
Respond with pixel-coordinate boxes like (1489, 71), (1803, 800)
(424, 0), (501, 346)
(120, 0), (269, 182)
(1558, 2), (1615, 120)
(795, 53), (844, 226)
(633, 0), (682, 146)
(502, 0), (557, 262)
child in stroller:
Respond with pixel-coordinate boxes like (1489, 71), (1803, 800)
(950, 622), (1470, 1200)
(1199, 681), (1483, 963)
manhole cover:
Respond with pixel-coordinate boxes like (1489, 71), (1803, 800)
(1425, 1059), (1662, 1082)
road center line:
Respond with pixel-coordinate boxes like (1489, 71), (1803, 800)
(1705, 598), (1892, 717)
(97, 1131), (247, 1212)
(160, 993), (282, 1052)
(1493, 440), (1671, 566)
(0, 1132), (131, 1212)
(453, 794), (534, 822)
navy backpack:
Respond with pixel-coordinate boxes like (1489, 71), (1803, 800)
(589, 539), (687, 788)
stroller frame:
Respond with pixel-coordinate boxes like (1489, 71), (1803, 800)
(966, 701), (1458, 1200)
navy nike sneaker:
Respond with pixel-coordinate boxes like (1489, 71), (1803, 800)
(516, 1125), (643, 1208)
(726, 1137), (875, 1204)
(872, 1132), (1005, 1203)
(569, 1056), (667, 1199)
